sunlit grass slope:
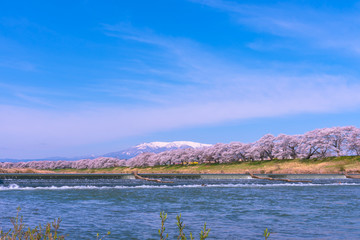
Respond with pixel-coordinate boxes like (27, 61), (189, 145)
(51, 156), (360, 174)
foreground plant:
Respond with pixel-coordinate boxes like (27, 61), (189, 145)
(1, 209), (269, 239)
(159, 212), (210, 240)
(0, 208), (110, 240)
(0, 207), (65, 240)
(263, 228), (271, 240)
(161, 212), (270, 240)
(159, 211), (168, 240)
(96, 231), (111, 240)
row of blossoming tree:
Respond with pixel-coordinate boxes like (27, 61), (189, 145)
(1, 126), (360, 170)
(127, 126), (360, 167)
(0, 157), (127, 170)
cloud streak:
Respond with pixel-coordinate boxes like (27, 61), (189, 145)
(2, 9), (360, 158)
(2, 69), (360, 158)
(191, 0), (360, 54)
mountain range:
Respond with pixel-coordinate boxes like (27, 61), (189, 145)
(0, 141), (212, 162)
(103, 141), (211, 159)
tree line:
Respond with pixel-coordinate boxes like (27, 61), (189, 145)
(1, 126), (359, 169)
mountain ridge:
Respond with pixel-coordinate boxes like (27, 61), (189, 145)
(0, 141), (212, 162)
(102, 141), (212, 159)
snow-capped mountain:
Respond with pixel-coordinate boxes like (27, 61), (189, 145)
(0, 141), (211, 162)
(103, 141), (212, 159)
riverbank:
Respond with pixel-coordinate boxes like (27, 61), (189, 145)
(0, 168), (53, 174)
(48, 156), (360, 174)
(1, 156), (359, 174)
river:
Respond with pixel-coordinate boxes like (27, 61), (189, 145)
(0, 175), (359, 239)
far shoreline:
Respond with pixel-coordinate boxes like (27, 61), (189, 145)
(1, 173), (360, 180)
(1, 156), (359, 175)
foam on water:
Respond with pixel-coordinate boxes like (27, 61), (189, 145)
(1, 182), (359, 191)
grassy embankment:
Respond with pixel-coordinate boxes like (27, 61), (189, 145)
(49, 156), (360, 174)
(1, 156), (359, 174)
(0, 168), (53, 174)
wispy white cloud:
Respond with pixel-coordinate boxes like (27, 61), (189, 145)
(0, 82), (84, 109)
(1, 75), (360, 158)
(2, 18), (360, 158)
(0, 60), (37, 71)
(101, 23), (360, 107)
(13, 93), (54, 107)
(191, 0), (360, 54)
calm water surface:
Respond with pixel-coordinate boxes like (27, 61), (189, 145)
(0, 177), (359, 239)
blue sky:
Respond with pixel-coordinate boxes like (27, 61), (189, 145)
(1, 0), (360, 158)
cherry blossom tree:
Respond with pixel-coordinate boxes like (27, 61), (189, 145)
(275, 134), (301, 159)
(298, 129), (323, 159)
(2, 126), (360, 169)
(127, 152), (156, 167)
(253, 134), (276, 160)
(221, 142), (252, 162)
(320, 126), (355, 157)
(348, 127), (360, 155)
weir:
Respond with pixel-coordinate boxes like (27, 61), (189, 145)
(0, 173), (357, 180)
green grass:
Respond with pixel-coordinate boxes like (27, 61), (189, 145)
(1, 208), (274, 240)
(50, 156), (360, 174)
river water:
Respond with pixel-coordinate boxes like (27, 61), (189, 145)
(0, 177), (359, 239)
